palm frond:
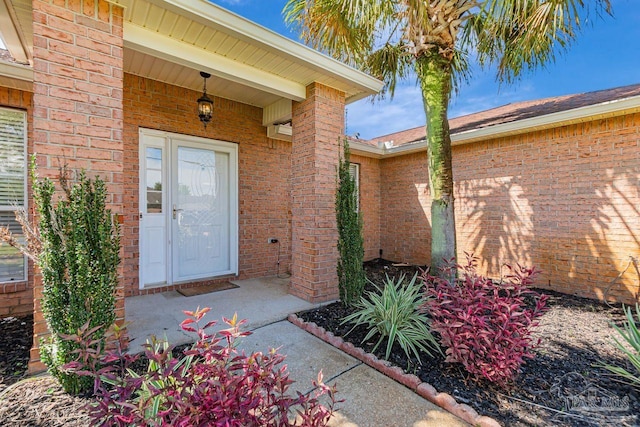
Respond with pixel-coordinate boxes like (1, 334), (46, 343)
(465, 0), (612, 83)
(450, 47), (471, 93)
(366, 42), (413, 98)
(284, 0), (396, 64)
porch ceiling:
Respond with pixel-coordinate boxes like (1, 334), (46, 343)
(1, 0), (382, 109)
(124, 45), (284, 108)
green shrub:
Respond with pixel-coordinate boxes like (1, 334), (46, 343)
(34, 167), (120, 395)
(603, 304), (640, 390)
(335, 139), (365, 306)
(342, 273), (440, 362)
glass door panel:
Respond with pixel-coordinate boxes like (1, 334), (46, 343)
(172, 145), (230, 282)
(140, 142), (167, 286)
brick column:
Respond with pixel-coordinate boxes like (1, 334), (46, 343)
(290, 83), (345, 302)
(29, 0), (124, 372)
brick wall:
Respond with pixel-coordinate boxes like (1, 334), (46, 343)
(31, 0), (124, 371)
(0, 87), (33, 317)
(351, 153), (381, 261)
(379, 152), (432, 265)
(290, 83), (345, 302)
(122, 74), (292, 296)
(375, 114), (640, 303)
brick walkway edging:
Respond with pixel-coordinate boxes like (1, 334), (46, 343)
(288, 314), (502, 427)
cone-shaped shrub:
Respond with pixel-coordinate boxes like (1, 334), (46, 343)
(336, 139), (365, 306)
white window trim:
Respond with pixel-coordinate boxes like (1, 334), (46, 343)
(0, 106), (28, 283)
(349, 162), (360, 212)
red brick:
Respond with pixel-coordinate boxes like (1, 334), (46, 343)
(49, 109), (87, 124)
(120, 74), (295, 297)
(289, 83), (344, 302)
(373, 115), (640, 305)
(33, 1), (74, 22)
(476, 416), (503, 427)
(433, 392), (458, 413)
(29, 0), (124, 372)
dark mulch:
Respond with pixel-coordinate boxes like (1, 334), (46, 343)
(1, 260), (639, 426)
(0, 315), (191, 427)
(300, 259), (640, 427)
(0, 315), (32, 394)
(0, 314), (93, 427)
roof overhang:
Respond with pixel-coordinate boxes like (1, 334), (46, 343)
(124, 23), (308, 102)
(351, 94), (640, 159)
(0, 0), (30, 64)
(125, 0), (383, 104)
(0, 60), (32, 91)
(0, 0), (382, 119)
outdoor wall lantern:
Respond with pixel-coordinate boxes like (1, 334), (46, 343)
(197, 71), (213, 128)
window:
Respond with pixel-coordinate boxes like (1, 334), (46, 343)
(0, 107), (27, 283)
(349, 162), (360, 212)
(145, 147), (163, 213)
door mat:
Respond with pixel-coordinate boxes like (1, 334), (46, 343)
(177, 282), (238, 297)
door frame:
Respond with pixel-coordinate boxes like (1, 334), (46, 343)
(138, 128), (239, 289)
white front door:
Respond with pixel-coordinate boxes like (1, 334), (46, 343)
(139, 129), (238, 288)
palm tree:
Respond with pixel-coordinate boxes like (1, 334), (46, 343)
(284, 0), (611, 276)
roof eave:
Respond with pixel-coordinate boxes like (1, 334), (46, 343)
(351, 95), (640, 158)
(0, 60), (33, 91)
(450, 94), (640, 145)
(0, 0), (30, 64)
(135, 0), (383, 100)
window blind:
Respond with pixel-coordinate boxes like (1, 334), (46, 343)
(0, 108), (26, 208)
(0, 107), (26, 282)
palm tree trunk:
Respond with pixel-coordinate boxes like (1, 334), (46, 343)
(415, 50), (457, 277)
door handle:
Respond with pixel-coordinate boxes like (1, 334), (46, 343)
(172, 205), (183, 219)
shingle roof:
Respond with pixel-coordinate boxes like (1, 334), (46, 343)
(365, 83), (640, 146)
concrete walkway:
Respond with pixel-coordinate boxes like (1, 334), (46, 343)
(126, 277), (469, 426)
(241, 321), (468, 426)
(125, 276), (317, 354)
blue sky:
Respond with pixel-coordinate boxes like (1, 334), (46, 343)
(212, 0), (640, 139)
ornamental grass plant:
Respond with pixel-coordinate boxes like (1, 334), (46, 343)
(342, 273), (440, 363)
(603, 304), (640, 390)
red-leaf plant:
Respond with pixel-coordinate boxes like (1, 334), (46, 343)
(63, 307), (338, 426)
(421, 255), (548, 386)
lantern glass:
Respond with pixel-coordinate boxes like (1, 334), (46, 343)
(197, 71), (213, 127)
(197, 94), (213, 125)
